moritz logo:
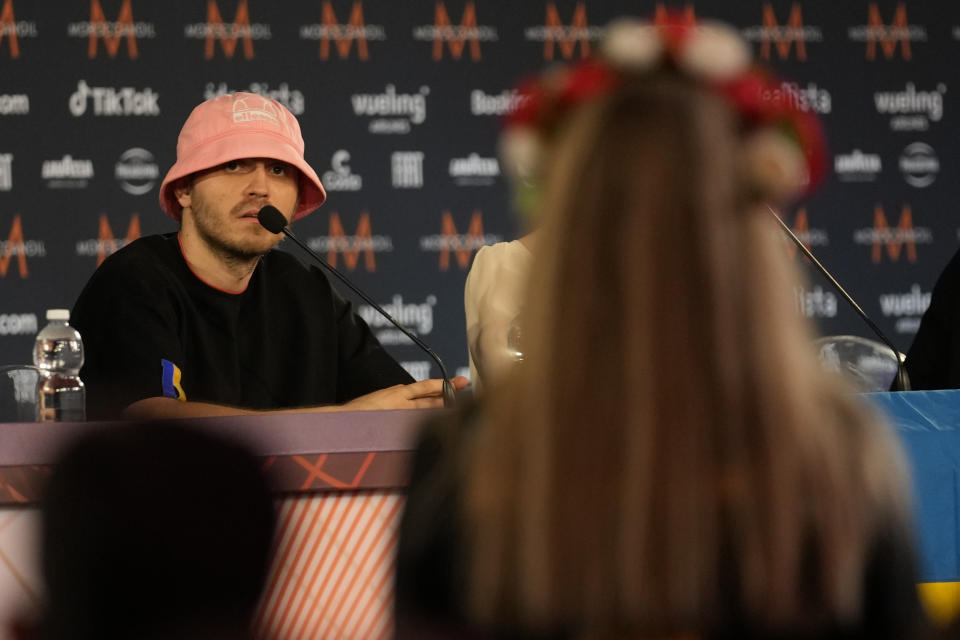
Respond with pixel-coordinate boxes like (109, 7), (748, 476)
(852, 205), (932, 263)
(524, 3), (603, 61)
(68, 0), (156, 59)
(0, 0), (38, 58)
(184, 0), (271, 60)
(0, 215), (45, 278)
(75, 214), (141, 266)
(300, 1), (385, 60)
(419, 211), (501, 270)
(412, 2), (497, 61)
(848, 3), (926, 60)
(742, 3), (822, 61)
(306, 213), (393, 272)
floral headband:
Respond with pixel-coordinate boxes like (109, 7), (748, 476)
(500, 15), (828, 203)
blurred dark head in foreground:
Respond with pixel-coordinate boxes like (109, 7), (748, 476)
(39, 422), (275, 640)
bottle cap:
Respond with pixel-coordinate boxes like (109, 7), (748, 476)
(46, 309), (70, 321)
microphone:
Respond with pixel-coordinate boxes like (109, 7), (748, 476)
(767, 205), (911, 391)
(257, 205), (458, 407)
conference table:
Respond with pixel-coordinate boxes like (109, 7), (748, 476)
(0, 393), (957, 639)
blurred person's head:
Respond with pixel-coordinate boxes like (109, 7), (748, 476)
(39, 422), (275, 640)
(462, 16), (911, 638)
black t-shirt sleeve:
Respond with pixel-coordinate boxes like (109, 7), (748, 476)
(904, 248), (960, 389)
(329, 285), (414, 402)
(72, 263), (186, 420)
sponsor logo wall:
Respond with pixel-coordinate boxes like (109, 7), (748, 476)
(1, 0), (958, 378)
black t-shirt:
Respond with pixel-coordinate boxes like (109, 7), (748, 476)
(903, 247), (960, 389)
(72, 233), (413, 419)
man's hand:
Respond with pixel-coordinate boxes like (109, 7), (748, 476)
(344, 377), (469, 411)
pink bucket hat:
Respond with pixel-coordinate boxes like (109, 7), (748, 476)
(159, 92), (326, 221)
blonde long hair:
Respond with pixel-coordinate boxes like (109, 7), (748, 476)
(461, 73), (910, 636)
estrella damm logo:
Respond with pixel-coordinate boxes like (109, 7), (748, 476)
(412, 2), (497, 62)
(852, 205), (932, 263)
(305, 212), (394, 272)
(183, 0), (272, 60)
(0, 0), (38, 58)
(83, 0), (140, 59)
(539, 3), (593, 61)
(848, 3), (927, 61)
(654, 3), (696, 26)
(750, 3), (823, 61)
(0, 215), (46, 278)
(418, 211), (502, 270)
(318, 1), (374, 60)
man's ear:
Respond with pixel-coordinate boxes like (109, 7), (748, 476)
(174, 179), (192, 208)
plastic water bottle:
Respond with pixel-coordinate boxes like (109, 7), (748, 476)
(33, 309), (85, 422)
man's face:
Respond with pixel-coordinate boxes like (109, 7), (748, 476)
(177, 157), (300, 260)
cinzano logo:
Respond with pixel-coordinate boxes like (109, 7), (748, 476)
(300, 1), (385, 60)
(471, 89), (525, 116)
(413, 2), (497, 61)
(358, 294), (437, 345)
(524, 3), (602, 61)
(834, 149), (881, 182)
(352, 84), (428, 134)
(848, 3), (926, 60)
(763, 81), (831, 114)
(899, 142), (938, 188)
(419, 211), (502, 270)
(782, 208), (828, 261)
(0, 153), (11, 191)
(852, 205), (932, 263)
(0, 0), (39, 59)
(392, 151), (424, 188)
(0, 93), (27, 114)
(69, 80), (160, 116)
(0, 215), (46, 278)
(306, 212), (393, 271)
(42, 154), (94, 189)
(874, 82), (945, 132)
(0, 313), (37, 336)
(204, 81), (305, 115)
(184, 0), (271, 60)
(449, 153), (499, 186)
(67, 0), (156, 59)
(742, 3), (822, 61)
(115, 148), (159, 195)
(322, 150), (362, 191)
(75, 214), (141, 266)
(794, 285), (837, 319)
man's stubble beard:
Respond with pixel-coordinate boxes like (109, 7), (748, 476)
(190, 195), (280, 266)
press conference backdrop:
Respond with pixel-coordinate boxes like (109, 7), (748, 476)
(1, 0), (958, 382)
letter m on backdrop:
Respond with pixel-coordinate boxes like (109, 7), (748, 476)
(0, 215), (27, 278)
(872, 205), (916, 263)
(543, 2), (590, 60)
(97, 214), (140, 266)
(439, 211), (484, 270)
(761, 3), (806, 61)
(0, 0), (20, 58)
(88, 0), (138, 59)
(205, 0), (254, 60)
(320, 1), (368, 59)
(866, 2), (911, 60)
(433, 2), (481, 61)
(328, 213), (375, 271)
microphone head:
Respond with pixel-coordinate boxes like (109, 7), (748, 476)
(257, 206), (288, 234)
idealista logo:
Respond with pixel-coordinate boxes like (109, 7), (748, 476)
(358, 294), (436, 345)
(0, 153), (11, 191)
(794, 285), (837, 319)
(782, 208), (828, 261)
(300, 1), (385, 60)
(449, 153), (499, 186)
(852, 205), (932, 263)
(67, 0), (156, 59)
(763, 81), (831, 114)
(471, 89), (525, 116)
(75, 214), (141, 266)
(420, 211), (502, 270)
(0, 215), (45, 279)
(834, 149), (882, 183)
(848, 3), (926, 60)
(184, 0), (270, 60)
(69, 80), (160, 116)
(392, 151), (424, 188)
(42, 154), (94, 189)
(115, 148), (159, 195)
(351, 84), (428, 134)
(306, 212), (392, 272)
(322, 150), (362, 191)
(742, 3), (822, 61)
(412, 2), (497, 61)
(874, 82), (945, 132)
(204, 81), (305, 115)
(525, 3), (603, 61)
(899, 142), (938, 188)
(0, 0), (39, 59)
(879, 284), (930, 334)
(0, 312), (37, 336)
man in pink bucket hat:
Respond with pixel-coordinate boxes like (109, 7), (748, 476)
(71, 93), (465, 420)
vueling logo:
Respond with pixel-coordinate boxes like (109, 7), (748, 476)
(741, 3), (822, 61)
(305, 213), (395, 272)
(74, 214), (141, 266)
(0, 215), (46, 278)
(67, 0), (157, 59)
(852, 205), (932, 263)
(184, 0), (272, 60)
(848, 3), (927, 60)
(412, 2), (497, 61)
(419, 211), (501, 270)
(0, 0), (39, 58)
(524, 3), (602, 61)
(300, 1), (385, 60)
